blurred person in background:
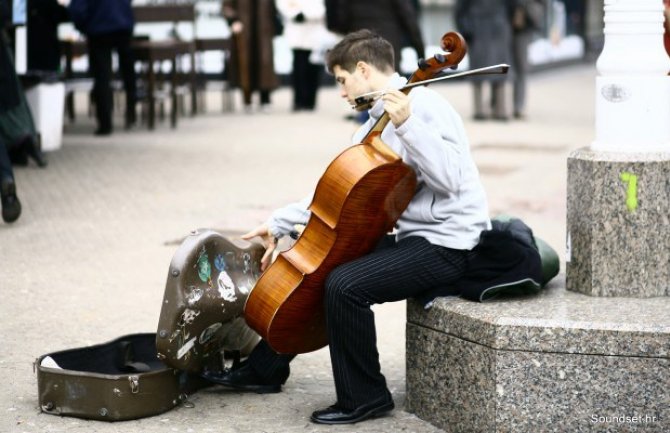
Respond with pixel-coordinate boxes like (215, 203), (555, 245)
(456, 0), (514, 121)
(510, 0), (544, 119)
(0, 0), (47, 170)
(0, 0), (22, 222)
(69, 0), (136, 136)
(0, 139), (20, 223)
(27, 0), (70, 73)
(222, 0), (280, 113)
(277, 0), (336, 112)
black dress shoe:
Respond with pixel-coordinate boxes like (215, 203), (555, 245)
(26, 146), (48, 168)
(1, 178), (22, 223)
(200, 364), (282, 394)
(125, 110), (137, 130)
(310, 391), (394, 425)
(20, 136), (47, 168)
(8, 146), (28, 166)
(94, 127), (112, 136)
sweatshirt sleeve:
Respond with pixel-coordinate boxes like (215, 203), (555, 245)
(393, 89), (468, 193)
(265, 194), (313, 238)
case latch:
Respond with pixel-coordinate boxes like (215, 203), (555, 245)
(128, 375), (140, 394)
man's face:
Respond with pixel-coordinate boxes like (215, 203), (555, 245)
(333, 64), (370, 111)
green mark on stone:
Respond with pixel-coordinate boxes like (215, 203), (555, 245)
(620, 172), (638, 212)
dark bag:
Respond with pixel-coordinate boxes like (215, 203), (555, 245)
(36, 333), (206, 421)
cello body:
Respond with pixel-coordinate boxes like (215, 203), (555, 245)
(244, 32), (467, 354)
(245, 136), (416, 353)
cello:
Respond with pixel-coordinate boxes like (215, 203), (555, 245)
(244, 32), (468, 354)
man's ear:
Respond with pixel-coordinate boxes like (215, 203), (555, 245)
(356, 61), (371, 78)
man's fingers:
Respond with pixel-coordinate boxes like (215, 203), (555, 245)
(240, 224), (275, 269)
(241, 226), (265, 240)
(240, 231), (254, 240)
(260, 245), (276, 271)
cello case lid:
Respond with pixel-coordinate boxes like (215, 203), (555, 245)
(156, 229), (263, 373)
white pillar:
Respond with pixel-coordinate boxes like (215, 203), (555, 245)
(592, 0), (670, 153)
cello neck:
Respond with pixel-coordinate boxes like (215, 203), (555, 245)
(362, 87), (411, 161)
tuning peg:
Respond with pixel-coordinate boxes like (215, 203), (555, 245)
(433, 53), (446, 63)
(417, 58), (430, 71)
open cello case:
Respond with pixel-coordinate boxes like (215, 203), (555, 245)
(36, 229), (264, 421)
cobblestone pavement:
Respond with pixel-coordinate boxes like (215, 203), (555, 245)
(0, 64), (594, 433)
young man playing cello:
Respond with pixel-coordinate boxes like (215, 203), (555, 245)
(202, 29), (491, 425)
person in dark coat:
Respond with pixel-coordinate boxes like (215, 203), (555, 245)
(326, 0), (424, 71)
(69, 0), (136, 135)
(0, 0), (47, 169)
(456, 0), (514, 121)
(0, 137), (20, 223)
(27, 0), (70, 73)
(222, 0), (280, 113)
(0, 0), (23, 222)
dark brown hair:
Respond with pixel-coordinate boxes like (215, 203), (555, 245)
(326, 29), (394, 74)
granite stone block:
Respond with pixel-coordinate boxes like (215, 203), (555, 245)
(405, 277), (670, 432)
(406, 326), (495, 433)
(566, 148), (670, 297)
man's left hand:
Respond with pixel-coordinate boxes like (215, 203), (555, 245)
(241, 224), (278, 271)
(382, 90), (411, 128)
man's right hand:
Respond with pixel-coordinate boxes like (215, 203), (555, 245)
(241, 224), (278, 271)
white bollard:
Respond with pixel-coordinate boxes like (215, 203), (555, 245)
(592, 0), (670, 152)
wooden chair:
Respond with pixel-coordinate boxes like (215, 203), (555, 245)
(194, 37), (233, 113)
(60, 40), (93, 123)
(132, 4), (198, 127)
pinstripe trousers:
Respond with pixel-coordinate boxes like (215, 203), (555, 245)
(247, 235), (469, 410)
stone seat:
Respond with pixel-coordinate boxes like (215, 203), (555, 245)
(405, 275), (670, 432)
